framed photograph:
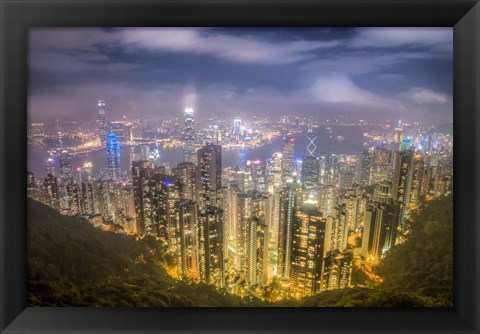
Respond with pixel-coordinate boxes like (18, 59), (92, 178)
(1, 0), (479, 333)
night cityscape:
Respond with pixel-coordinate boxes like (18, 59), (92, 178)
(27, 28), (453, 307)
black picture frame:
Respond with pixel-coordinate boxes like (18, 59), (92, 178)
(1, 0), (479, 333)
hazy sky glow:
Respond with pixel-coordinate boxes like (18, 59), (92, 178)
(28, 27), (453, 123)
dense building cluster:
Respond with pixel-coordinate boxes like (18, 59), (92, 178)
(27, 101), (453, 299)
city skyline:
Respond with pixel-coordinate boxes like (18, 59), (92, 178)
(29, 28), (452, 123)
(26, 27), (454, 306)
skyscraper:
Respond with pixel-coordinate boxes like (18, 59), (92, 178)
(198, 206), (225, 288)
(184, 108), (196, 164)
(97, 100), (109, 145)
(306, 128), (317, 157)
(43, 173), (59, 209)
(246, 217), (268, 287)
(198, 144), (222, 208)
(281, 136), (295, 181)
(370, 148), (392, 185)
(172, 161), (198, 201)
(302, 155), (319, 188)
(360, 148), (372, 186)
(46, 156), (56, 176)
(277, 179), (301, 279)
(361, 199), (400, 260)
(176, 200), (199, 278)
(321, 250), (353, 291)
(27, 171), (38, 200)
(106, 133), (121, 180)
(392, 150), (414, 232)
(58, 150), (73, 185)
(290, 199), (326, 297)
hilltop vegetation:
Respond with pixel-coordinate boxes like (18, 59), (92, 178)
(27, 194), (453, 307)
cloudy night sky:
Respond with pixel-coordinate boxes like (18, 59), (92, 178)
(28, 28), (453, 123)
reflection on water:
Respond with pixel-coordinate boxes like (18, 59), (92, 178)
(28, 125), (377, 179)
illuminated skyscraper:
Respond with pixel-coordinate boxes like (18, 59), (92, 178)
(370, 148), (392, 185)
(321, 250), (353, 291)
(246, 217), (268, 287)
(302, 155), (319, 188)
(184, 108), (196, 164)
(46, 156), (56, 176)
(27, 171), (39, 200)
(198, 144), (222, 208)
(233, 118), (242, 138)
(277, 178), (301, 279)
(247, 160), (267, 193)
(172, 161), (198, 201)
(392, 150), (414, 233)
(410, 153), (425, 204)
(176, 200), (199, 278)
(324, 205), (348, 254)
(106, 133), (121, 180)
(43, 173), (59, 209)
(306, 128), (317, 157)
(281, 135), (295, 181)
(132, 161), (156, 236)
(198, 206), (225, 288)
(290, 199), (326, 297)
(58, 150), (73, 185)
(360, 148), (372, 186)
(318, 184), (337, 218)
(97, 100), (109, 145)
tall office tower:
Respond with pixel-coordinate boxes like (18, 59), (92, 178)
(420, 163), (432, 196)
(317, 184), (337, 218)
(341, 187), (363, 231)
(106, 133), (121, 180)
(132, 161), (155, 235)
(97, 100), (109, 145)
(198, 144), (222, 208)
(82, 162), (93, 180)
(324, 205), (348, 254)
(110, 121), (131, 143)
(318, 154), (327, 185)
(66, 182), (80, 215)
(247, 160), (267, 193)
(233, 118), (242, 139)
(176, 200), (199, 278)
(231, 191), (271, 273)
(409, 153), (424, 204)
(290, 199), (326, 297)
(281, 135), (295, 181)
(267, 152), (283, 192)
(46, 156), (56, 176)
(361, 199), (400, 260)
(338, 170), (355, 189)
(302, 155), (319, 188)
(246, 217), (268, 287)
(392, 150), (414, 232)
(393, 120), (403, 150)
(198, 206), (225, 288)
(306, 128), (317, 157)
(373, 180), (393, 203)
(232, 165), (245, 192)
(369, 148), (393, 185)
(184, 108), (196, 164)
(43, 173), (59, 209)
(58, 150), (73, 185)
(277, 178), (301, 279)
(27, 171), (39, 200)
(165, 176), (183, 253)
(80, 178), (95, 214)
(320, 250), (353, 291)
(360, 148), (372, 186)
(172, 161), (198, 201)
